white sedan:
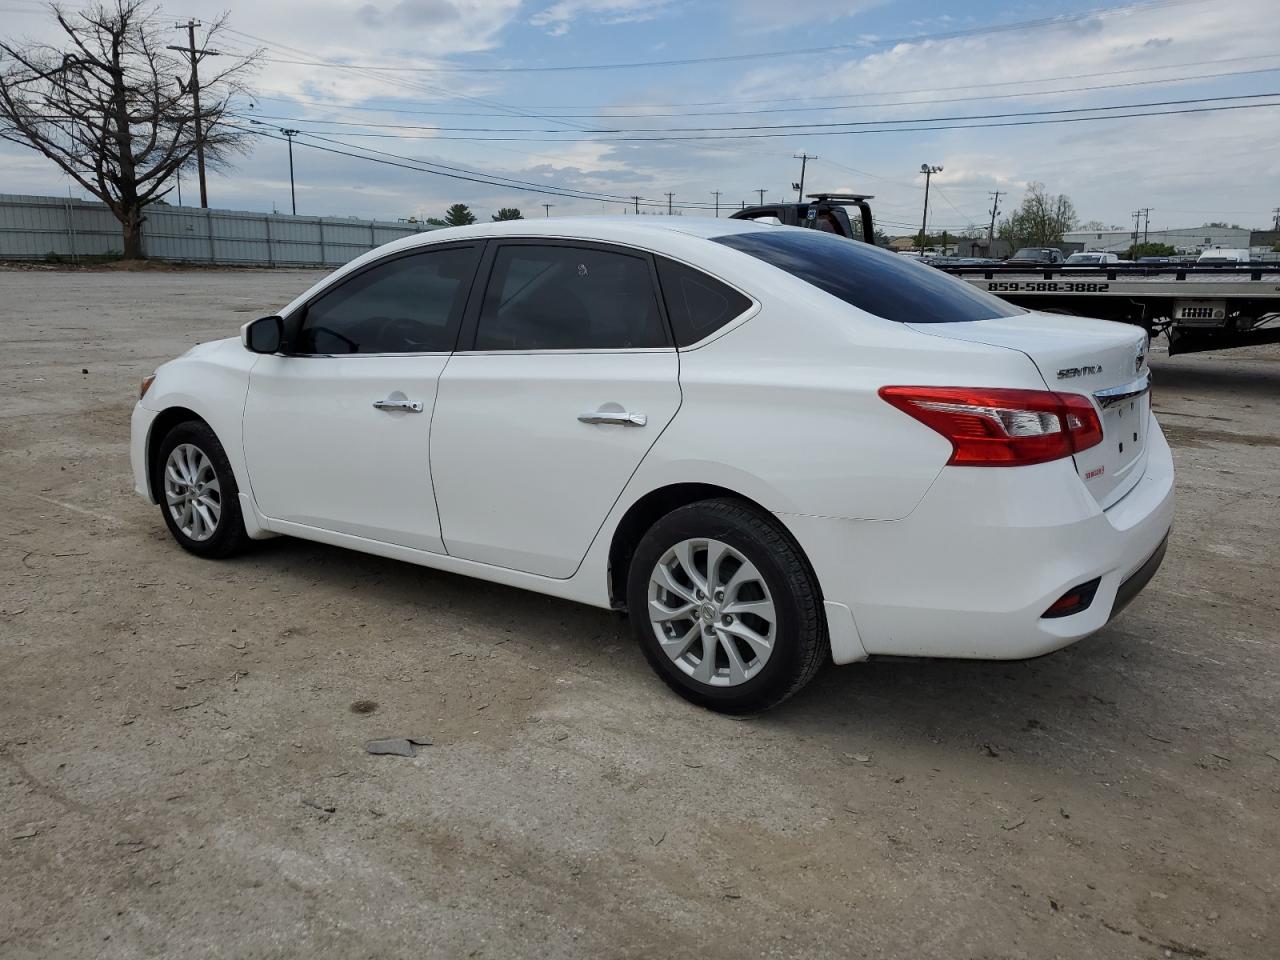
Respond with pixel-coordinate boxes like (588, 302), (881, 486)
(131, 217), (1173, 713)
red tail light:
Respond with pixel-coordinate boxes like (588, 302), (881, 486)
(879, 386), (1103, 467)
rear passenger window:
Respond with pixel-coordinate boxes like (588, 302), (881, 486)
(656, 258), (752, 346)
(474, 245), (668, 351)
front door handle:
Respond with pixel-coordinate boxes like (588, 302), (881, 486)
(578, 410), (647, 427)
(373, 398), (424, 413)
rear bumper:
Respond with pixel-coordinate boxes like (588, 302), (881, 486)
(780, 415), (1175, 663)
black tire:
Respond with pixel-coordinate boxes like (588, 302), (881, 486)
(155, 420), (250, 559)
(626, 498), (827, 714)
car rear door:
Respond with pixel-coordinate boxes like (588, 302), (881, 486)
(242, 244), (482, 553)
(430, 240), (681, 579)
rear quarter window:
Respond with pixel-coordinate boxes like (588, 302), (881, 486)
(713, 230), (1024, 324)
(655, 257), (752, 346)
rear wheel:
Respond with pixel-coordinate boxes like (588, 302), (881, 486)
(626, 498), (826, 713)
(156, 421), (249, 559)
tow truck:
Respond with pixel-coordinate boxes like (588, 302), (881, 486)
(731, 193), (876, 243)
(732, 194), (1280, 356)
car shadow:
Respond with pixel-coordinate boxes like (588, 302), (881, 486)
(1151, 355), (1280, 400)
(240, 534), (1150, 765)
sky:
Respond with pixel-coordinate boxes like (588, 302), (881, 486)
(2, 0), (1279, 235)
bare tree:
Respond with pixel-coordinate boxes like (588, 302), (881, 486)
(0, 1), (259, 258)
(998, 182), (1078, 249)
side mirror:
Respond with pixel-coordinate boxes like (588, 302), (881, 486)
(242, 315), (283, 354)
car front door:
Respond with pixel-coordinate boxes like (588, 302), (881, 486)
(430, 240), (682, 579)
(242, 244), (481, 553)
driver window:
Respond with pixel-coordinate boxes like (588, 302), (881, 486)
(296, 246), (478, 354)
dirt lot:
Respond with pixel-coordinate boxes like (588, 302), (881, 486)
(1, 267), (1277, 959)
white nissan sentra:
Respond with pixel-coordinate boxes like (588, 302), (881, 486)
(131, 217), (1173, 713)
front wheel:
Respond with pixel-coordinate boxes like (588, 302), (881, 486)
(156, 421), (249, 559)
(626, 498), (827, 713)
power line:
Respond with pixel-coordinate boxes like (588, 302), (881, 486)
(247, 0), (1204, 75)
(260, 127), (705, 208)
(235, 92), (1280, 135)
(229, 93), (1280, 142)
(226, 124), (731, 211)
(239, 53), (1280, 117)
(221, 27), (599, 138)
(241, 61), (1280, 122)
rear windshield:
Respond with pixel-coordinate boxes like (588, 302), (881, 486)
(712, 230), (1024, 323)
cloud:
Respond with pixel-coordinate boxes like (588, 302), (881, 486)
(730, 0), (889, 30)
(529, 0), (678, 35)
(357, 0), (462, 29)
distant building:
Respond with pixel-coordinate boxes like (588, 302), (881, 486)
(1063, 225), (1255, 254)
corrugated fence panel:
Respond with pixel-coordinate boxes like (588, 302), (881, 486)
(0, 194), (434, 266)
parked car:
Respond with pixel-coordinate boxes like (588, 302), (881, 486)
(131, 218), (1173, 713)
(1065, 252), (1121, 266)
(1197, 248), (1252, 265)
(1006, 247), (1066, 265)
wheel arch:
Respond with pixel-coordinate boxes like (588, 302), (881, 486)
(145, 406), (208, 503)
(606, 482), (781, 609)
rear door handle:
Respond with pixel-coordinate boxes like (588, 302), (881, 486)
(373, 398), (424, 413)
(578, 410), (647, 427)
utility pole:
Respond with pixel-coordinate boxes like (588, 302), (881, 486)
(631, 195), (640, 215)
(1132, 209), (1142, 243)
(919, 163), (942, 252)
(711, 190), (721, 218)
(665, 192), (674, 215)
(987, 190), (1001, 244)
(542, 203), (553, 217)
(170, 21), (216, 208)
(1140, 207), (1152, 244)
(793, 153), (816, 201)
(281, 128), (298, 215)
(1273, 207), (1280, 231)
(755, 188), (767, 205)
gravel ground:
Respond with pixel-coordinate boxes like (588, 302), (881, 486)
(1, 267), (1277, 959)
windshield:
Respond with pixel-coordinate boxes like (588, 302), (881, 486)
(713, 229), (1025, 324)
(1066, 254), (1100, 263)
(1012, 248), (1051, 260)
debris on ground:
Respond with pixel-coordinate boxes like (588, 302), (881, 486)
(364, 736), (432, 757)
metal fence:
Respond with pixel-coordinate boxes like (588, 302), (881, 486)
(0, 194), (436, 266)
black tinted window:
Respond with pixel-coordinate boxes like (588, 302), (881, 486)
(712, 230), (1024, 323)
(297, 246), (478, 354)
(656, 257), (752, 346)
(475, 245), (667, 350)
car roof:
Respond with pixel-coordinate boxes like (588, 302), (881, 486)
(391, 215), (769, 250)
(277, 216), (780, 318)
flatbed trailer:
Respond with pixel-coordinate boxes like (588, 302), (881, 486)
(933, 263), (1280, 355)
(728, 195), (1280, 355)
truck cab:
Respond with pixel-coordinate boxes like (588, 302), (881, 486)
(730, 193), (876, 245)
(1008, 247), (1066, 265)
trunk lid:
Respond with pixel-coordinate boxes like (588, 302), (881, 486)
(907, 312), (1151, 508)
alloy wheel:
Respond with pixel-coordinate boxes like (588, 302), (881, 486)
(647, 537), (777, 687)
(164, 443), (222, 542)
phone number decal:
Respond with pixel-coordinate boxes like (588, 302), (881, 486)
(985, 281), (1111, 292)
